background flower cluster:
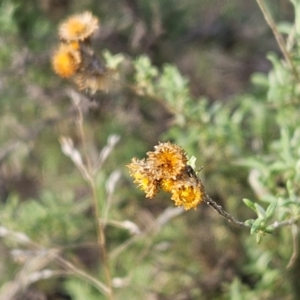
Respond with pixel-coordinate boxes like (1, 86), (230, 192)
(51, 11), (112, 92)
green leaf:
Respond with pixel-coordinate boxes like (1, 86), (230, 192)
(265, 201), (277, 219)
(64, 278), (101, 300)
(251, 72), (269, 88)
(277, 22), (293, 34)
(255, 203), (266, 219)
(286, 180), (295, 199)
(243, 198), (256, 212)
(103, 50), (124, 69)
(187, 156), (197, 169)
(291, 0), (300, 34)
(251, 218), (264, 235)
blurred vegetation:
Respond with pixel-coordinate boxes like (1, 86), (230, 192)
(1, 0), (300, 299)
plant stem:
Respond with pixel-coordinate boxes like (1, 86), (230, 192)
(74, 102), (114, 300)
(54, 255), (110, 295)
(0, 226), (110, 296)
(203, 193), (251, 229)
(256, 0), (300, 81)
(270, 216), (300, 229)
(90, 179), (114, 300)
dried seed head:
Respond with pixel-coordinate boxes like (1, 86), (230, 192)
(127, 158), (159, 199)
(73, 69), (116, 93)
(58, 11), (99, 41)
(147, 142), (187, 180)
(170, 178), (204, 210)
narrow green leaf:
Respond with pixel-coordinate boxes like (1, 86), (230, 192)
(265, 201), (277, 219)
(255, 203), (266, 219)
(251, 218), (263, 235)
(286, 180), (295, 199)
(243, 199), (256, 212)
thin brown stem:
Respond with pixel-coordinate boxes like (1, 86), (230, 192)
(203, 191), (300, 231)
(74, 102), (92, 172)
(203, 193), (251, 229)
(256, 0), (300, 81)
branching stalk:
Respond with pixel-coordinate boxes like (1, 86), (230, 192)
(0, 226), (109, 296)
(203, 192), (300, 232)
(270, 216), (300, 229)
(74, 101), (114, 300)
(256, 0), (300, 80)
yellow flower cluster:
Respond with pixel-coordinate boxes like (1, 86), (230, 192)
(127, 142), (205, 210)
(51, 11), (113, 93)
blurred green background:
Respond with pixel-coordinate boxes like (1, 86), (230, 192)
(0, 0), (299, 299)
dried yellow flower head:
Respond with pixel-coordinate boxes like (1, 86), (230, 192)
(127, 142), (205, 210)
(51, 44), (81, 78)
(170, 177), (204, 210)
(147, 142), (187, 180)
(127, 158), (159, 198)
(58, 11), (99, 41)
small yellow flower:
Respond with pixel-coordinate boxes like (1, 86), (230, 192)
(170, 179), (204, 210)
(59, 11), (99, 41)
(127, 158), (159, 198)
(160, 178), (176, 193)
(147, 142), (187, 180)
(52, 44), (81, 78)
